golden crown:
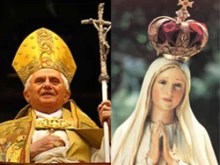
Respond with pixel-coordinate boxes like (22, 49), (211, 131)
(12, 28), (77, 85)
(148, 0), (208, 61)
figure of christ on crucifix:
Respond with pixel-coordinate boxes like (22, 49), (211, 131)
(81, 3), (111, 82)
(81, 3), (111, 163)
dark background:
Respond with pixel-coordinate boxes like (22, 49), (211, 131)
(0, 1), (111, 127)
(111, 0), (219, 162)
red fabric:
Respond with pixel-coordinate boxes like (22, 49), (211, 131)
(157, 20), (206, 47)
(158, 21), (180, 45)
(188, 21), (205, 47)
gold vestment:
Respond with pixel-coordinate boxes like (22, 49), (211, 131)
(0, 100), (103, 163)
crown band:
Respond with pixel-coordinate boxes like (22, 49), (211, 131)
(163, 54), (190, 61)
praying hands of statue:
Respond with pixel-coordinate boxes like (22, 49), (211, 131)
(149, 121), (175, 165)
(30, 134), (66, 160)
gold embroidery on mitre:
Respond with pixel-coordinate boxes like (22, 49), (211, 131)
(12, 27), (77, 85)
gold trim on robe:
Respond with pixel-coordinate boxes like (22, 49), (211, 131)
(0, 100), (103, 163)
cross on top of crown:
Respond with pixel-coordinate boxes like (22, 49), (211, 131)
(178, 0), (194, 10)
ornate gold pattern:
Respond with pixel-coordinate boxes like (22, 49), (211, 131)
(0, 118), (31, 162)
(35, 117), (74, 130)
(12, 28), (77, 85)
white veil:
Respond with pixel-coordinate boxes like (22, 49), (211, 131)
(112, 57), (218, 165)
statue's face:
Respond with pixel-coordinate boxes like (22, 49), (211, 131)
(23, 69), (70, 114)
(151, 67), (186, 112)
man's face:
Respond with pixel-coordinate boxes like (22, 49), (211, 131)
(23, 69), (70, 114)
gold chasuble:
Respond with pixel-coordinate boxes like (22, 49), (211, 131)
(0, 100), (103, 163)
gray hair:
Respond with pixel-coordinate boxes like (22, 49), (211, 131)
(24, 72), (70, 91)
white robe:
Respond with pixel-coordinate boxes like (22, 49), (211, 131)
(32, 110), (106, 163)
(112, 58), (218, 165)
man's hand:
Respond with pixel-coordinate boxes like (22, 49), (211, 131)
(30, 134), (65, 159)
(97, 100), (111, 127)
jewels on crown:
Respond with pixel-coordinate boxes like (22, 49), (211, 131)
(148, 0), (208, 61)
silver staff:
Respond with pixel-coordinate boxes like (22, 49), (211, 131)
(81, 3), (111, 162)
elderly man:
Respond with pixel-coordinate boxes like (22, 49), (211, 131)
(0, 27), (111, 163)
